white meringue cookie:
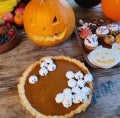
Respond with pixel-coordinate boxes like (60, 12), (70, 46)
(62, 98), (72, 108)
(44, 57), (53, 64)
(66, 71), (75, 79)
(40, 61), (48, 68)
(63, 88), (72, 95)
(74, 71), (83, 80)
(64, 93), (74, 101)
(39, 67), (48, 76)
(84, 73), (93, 82)
(77, 79), (86, 88)
(55, 93), (65, 103)
(73, 92), (88, 103)
(72, 86), (81, 94)
(81, 86), (91, 95)
(73, 94), (82, 103)
(47, 63), (56, 71)
(68, 79), (77, 88)
(29, 75), (38, 84)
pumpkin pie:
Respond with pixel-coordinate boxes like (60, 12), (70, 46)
(18, 55), (93, 118)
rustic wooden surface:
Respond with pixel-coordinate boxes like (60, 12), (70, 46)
(0, 1), (120, 118)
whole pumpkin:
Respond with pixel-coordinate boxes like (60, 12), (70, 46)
(101, 0), (120, 21)
(23, 0), (75, 46)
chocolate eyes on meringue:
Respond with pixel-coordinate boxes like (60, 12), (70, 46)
(55, 71), (93, 108)
(29, 58), (56, 84)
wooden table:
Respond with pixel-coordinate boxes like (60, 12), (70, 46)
(0, 1), (120, 118)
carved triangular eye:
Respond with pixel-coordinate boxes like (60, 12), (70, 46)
(52, 16), (58, 24)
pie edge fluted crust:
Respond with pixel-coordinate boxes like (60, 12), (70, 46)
(18, 55), (93, 118)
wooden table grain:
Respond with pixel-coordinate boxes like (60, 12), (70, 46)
(0, 1), (120, 118)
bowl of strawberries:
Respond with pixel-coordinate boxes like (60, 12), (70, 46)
(0, 19), (18, 53)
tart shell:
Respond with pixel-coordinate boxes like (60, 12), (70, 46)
(18, 55), (93, 118)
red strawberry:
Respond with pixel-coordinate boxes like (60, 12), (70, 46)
(79, 28), (92, 39)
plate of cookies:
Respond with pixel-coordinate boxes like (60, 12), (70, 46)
(74, 18), (120, 69)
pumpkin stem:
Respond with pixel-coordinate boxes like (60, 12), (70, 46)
(40, 0), (45, 3)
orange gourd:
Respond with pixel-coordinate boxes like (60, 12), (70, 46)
(23, 0), (75, 46)
(101, 0), (120, 21)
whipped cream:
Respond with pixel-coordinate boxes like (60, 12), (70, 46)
(29, 75), (38, 84)
(77, 79), (86, 88)
(81, 86), (91, 95)
(39, 67), (48, 76)
(74, 71), (83, 80)
(68, 79), (77, 88)
(66, 71), (75, 79)
(84, 73), (93, 82)
(55, 93), (65, 103)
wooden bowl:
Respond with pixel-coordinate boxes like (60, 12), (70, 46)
(0, 29), (18, 54)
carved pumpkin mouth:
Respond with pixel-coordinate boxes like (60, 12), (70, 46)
(27, 28), (67, 46)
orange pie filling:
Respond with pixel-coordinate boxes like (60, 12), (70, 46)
(23, 56), (93, 116)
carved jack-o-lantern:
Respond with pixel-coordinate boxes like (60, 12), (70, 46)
(23, 0), (75, 46)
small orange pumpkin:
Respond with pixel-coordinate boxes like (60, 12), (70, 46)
(101, 0), (120, 21)
(23, 0), (75, 46)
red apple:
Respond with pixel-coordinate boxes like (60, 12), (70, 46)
(1, 12), (14, 23)
(14, 7), (24, 15)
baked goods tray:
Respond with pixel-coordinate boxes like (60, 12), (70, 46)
(74, 18), (120, 69)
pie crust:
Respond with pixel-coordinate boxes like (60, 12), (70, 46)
(18, 55), (93, 118)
